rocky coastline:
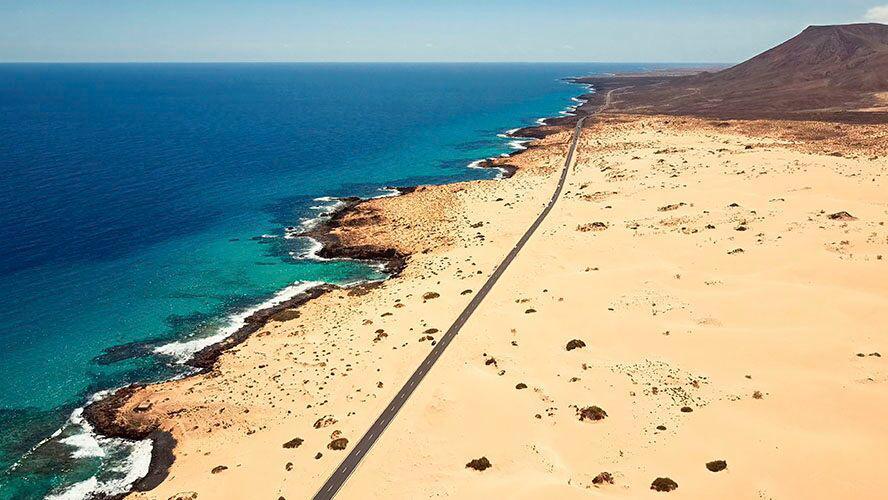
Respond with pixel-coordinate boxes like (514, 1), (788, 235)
(79, 87), (581, 498)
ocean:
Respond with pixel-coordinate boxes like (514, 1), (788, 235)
(0, 62), (657, 499)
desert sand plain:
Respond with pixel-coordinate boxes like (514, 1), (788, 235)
(93, 110), (888, 499)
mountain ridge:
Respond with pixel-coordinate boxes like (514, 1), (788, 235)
(575, 23), (888, 123)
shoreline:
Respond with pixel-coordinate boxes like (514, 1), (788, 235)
(77, 82), (587, 499)
(82, 283), (337, 496)
(78, 95), (888, 499)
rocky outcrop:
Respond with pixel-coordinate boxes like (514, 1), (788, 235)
(828, 211), (857, 221)
(327, 438), (349, 450)
(566, 339), (586, 351)
(576, 405), (608, 421)
(465, 457), (492, 471)
(298, 197), (410, 276)
(592, 472), (615, 485)
(651, 477), (679, 492)
(706, 460), (727, 472)
(282, 438), (304, 449)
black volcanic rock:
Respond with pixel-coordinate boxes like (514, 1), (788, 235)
(566, 339), (587, 351)
(327, 438), (349, 450)
(593, 472), (615, 485)
(706, 460), (728, 472)
(577, 405), (608, 421)
(828, 211), (857, 221)
(282, 438), (304, 449)
(651, 477), (679, 492)
(466, 457), (492, 471)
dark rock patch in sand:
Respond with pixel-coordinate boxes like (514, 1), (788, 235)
(168, 493), (198, 500)
(706, 460), (728, 472)
(577, 222), (608, 232)
(593, 472), (615, 485)
(566, 339), (587, 351)
(282, 438), (304, 449)
(211, 465), (228, 474)
(651, 477), (678, 492)
(272, 309), (301, 322)
(828, 211), (857, 221)
(466, 457), (492, 471)
(314, 416), (337, 428)
(577, 405), (608, 421)
(658, 203), (686, 212)
(327, 438), (349, 450)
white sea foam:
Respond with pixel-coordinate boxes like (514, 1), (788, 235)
(153, 280), (323, 363)
(309, 199), (346, 212)
(61, 407), (106, 459)
(298, 197), (347, 231)
(497, 126), (525, 139)
(467, 158), (487, 169)
(42, 389), (153, 500)
(60, 432), (105, 459)
(466, 158), (509, 179)
(296, 236), (327, 261)
(46, 477), (99, 500)
(46, 438), (152, 500)
(371, 187), (401, 199)
(508, 139), (530, 151)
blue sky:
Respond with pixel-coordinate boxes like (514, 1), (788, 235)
(0, 0), (884, 62)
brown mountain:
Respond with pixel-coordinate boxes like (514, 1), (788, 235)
(576, 23), (888, 123)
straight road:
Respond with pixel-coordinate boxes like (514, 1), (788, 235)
(313, 101), (600, 500)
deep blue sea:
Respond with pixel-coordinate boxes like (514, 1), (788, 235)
(0, 62), (659, 499)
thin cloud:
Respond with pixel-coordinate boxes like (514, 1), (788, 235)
(865, 4), (888, 23)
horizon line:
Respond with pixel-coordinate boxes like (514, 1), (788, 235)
(0, 60), (732, 65)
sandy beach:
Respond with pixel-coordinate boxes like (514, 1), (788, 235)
(83, 102), (888, 499)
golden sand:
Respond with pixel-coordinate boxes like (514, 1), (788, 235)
(110, 115), (886, 499)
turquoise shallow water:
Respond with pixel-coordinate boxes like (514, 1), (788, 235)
(0, 62), (665, 498)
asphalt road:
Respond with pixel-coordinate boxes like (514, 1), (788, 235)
(312, 109), (593, 500)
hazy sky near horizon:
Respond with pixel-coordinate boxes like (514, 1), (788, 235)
(0, 0), (884, 63)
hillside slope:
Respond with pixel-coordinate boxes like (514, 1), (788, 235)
(576, 23), (888, 122)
